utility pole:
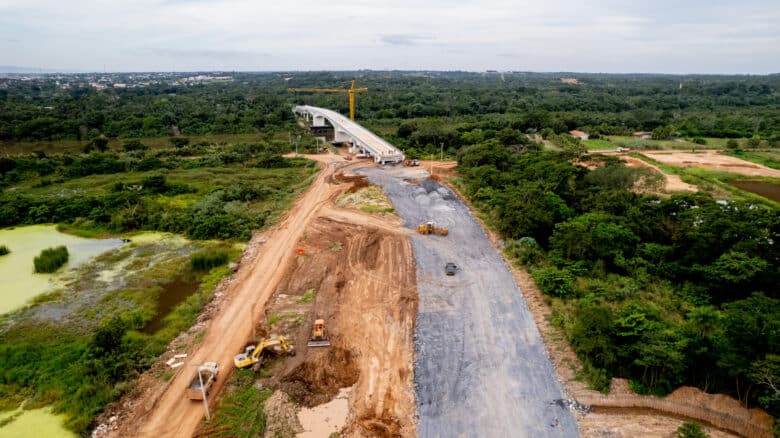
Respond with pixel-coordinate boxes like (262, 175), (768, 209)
(430, 153), (434, 177)
(440, 142), (444, 161)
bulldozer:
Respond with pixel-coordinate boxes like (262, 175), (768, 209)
(308, 319), (331, 348)
(234, 335), (294, 371)
(417, 221), (449, 236)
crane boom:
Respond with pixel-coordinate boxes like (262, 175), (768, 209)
(287, 80), (367, 120)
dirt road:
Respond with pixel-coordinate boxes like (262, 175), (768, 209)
(360, 166), (578, 437)
(640, 150), (780, 178)
(117, 154), (348, 437)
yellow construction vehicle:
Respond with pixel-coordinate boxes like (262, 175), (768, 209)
(287, 80), (368, 121)
(418, 221), (449, 236)
(308, 319), (331, 348)
(234, 335), (294, 371)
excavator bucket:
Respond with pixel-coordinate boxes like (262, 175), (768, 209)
(307, 339), (331, 348)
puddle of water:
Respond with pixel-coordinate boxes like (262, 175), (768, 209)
(0, 406), (76, 438)
(142, 276), (201, 334)
(0, 225), (124, 315)
(730, 180), (780, 203)
(297, 387), (351, 438)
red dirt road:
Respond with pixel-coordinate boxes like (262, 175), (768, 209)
(120, 154), (347, 437)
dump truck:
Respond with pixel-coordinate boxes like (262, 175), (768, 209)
(308, 319), (331, 348)
(418, 221), (449, 236)
(186, 362), (218, 400)
(234, 335), (294, 371)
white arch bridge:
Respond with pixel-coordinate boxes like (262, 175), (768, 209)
(293, 105), (404, 164)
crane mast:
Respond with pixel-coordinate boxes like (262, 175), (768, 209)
(288, 80), (368, 120)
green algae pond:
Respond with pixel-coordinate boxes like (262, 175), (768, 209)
(0, 407), (76, 438)
(0, 225), (124, 315)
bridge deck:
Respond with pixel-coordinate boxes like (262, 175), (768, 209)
(294, 105), (404, 163)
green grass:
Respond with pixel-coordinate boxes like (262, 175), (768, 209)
(583, 139), (616, 150)
(359, 205), (395, 214)
(203, 370), (272, 437)
(267, 312), (304, 326)
(297, 288), (316, 303)
(190, 250), (230, 270)
(610, 136), (725, 150)
(33, 246), (69, 273)
(723, 150), (780, 170)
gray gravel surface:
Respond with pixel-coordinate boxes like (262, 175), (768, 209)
(359, 166), (578, 438)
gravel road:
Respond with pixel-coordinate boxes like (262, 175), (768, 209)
(360, 166), (578, 438)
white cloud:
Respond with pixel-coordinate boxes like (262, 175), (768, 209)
(0, 0), (777, 72)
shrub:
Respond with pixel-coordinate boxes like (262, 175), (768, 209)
(676, 422), (709, 438)
(170, 137), (190, 148)
(190, 250), (230, 270)
(692, 137), (707, 145)
(0, 245), (9, 256)
(533, 266), (575, 298)
(33, 245), (69, 273)
(122, 140), (148, 152)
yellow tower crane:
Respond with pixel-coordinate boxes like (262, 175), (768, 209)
(287, 80), (368, 121)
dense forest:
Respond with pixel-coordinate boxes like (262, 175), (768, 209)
(1, 71), (779, 144)
(455, 141), (780, 419)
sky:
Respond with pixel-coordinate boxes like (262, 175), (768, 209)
(1, 0), (778, 74)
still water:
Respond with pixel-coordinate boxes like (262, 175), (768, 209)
(0, 224), (124, 314)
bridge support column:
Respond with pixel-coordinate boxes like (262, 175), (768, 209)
(312, 115), (326, 127)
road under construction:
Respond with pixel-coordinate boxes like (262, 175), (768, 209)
(101, 109), (576, 438)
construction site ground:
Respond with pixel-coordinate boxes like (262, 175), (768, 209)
(100, 154), (420, 438)
(96, 151), (773, 438)
(359, 165), (578, 437)
(640, 150), (780, 178)
(255, 211), (418, 437)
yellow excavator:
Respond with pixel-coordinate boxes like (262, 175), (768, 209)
(234, 335), (295, 371)
(418, 221), (449, 236)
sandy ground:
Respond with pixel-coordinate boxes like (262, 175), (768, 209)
(619, 155), (698, 192)
(105, 153), (356, 437)
(641, 150), (780, 178)
(361, 166), (578, 437)
(298, 388), (352, 438)
(579, 411), (736, 438)
(266, 210), (419, 437)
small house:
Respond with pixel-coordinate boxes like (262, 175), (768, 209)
(569, 130), (589, 140)
(633, 131), (653, 140)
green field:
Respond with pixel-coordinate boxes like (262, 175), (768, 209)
(723, 150), (780, 170)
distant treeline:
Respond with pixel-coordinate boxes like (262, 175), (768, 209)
(1, 71), (778, 142)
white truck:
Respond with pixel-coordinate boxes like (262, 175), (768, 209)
(186, 362), (218, 400)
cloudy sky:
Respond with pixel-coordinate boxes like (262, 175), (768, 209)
(1, 0), (778, 73)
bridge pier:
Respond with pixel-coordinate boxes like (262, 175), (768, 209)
(312, 115), (326, 127)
